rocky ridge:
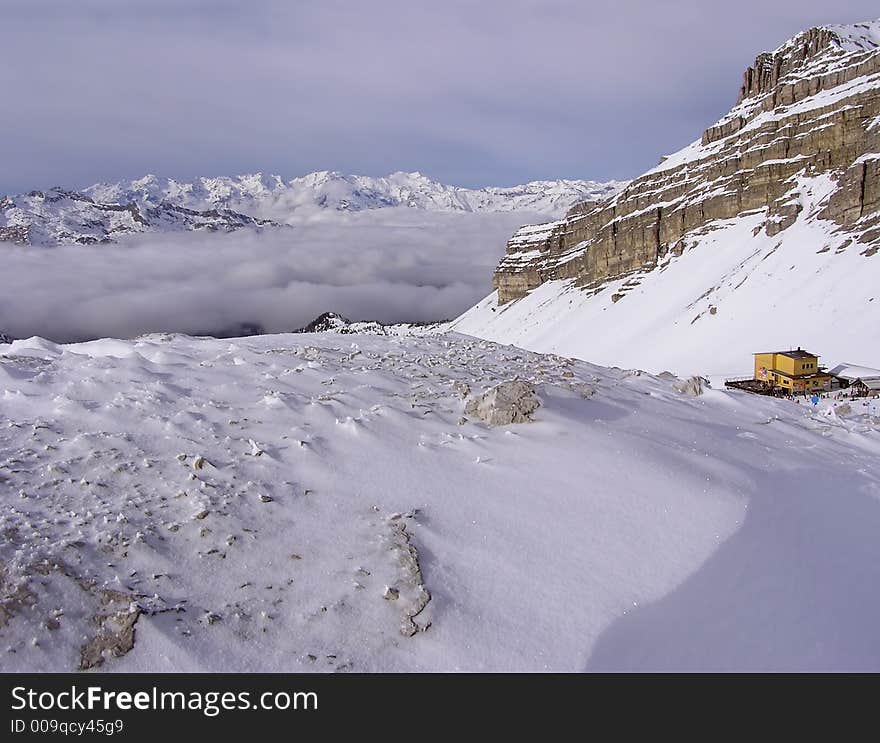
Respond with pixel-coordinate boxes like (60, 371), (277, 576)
(493, 20), (880, 304)
(0, 188), (273, 246)
(294, 312), (446, 337)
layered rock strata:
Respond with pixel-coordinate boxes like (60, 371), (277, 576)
(495, 22), (880, 304)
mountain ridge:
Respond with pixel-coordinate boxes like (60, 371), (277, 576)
(0, 171), (626, 247)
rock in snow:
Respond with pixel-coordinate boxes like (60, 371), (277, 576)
(464, 381), (542, 425)
(674, 376), (709, 397)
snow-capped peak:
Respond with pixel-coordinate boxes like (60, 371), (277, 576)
(815, 19), (880, 53)
(80, 169), (625, 217)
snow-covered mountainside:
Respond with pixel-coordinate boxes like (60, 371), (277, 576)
(1, 331), (879, 671)
(455, 19), (880, 377)
(0, 172), (625, 246)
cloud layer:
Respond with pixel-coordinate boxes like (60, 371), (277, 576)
(2, 1), (878, 193)
(0, 210), (533, 342)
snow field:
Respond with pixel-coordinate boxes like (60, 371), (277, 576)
(1, 331), (878, 670)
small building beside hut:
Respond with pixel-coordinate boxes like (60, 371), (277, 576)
(828, 363), (880, 397)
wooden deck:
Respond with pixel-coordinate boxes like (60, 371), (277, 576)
(724, 377), (787, 396)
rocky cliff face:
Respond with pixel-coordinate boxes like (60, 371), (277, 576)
(494, 21), (880, 304)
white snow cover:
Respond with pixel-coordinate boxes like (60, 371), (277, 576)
(810, 20), (880, 53)
(507, 220), (565, 246)
(1, 331), (879, 671)
(827, 363), (880, 381)
(454, 173), (880, 379)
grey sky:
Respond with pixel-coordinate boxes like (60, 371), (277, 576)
(1, 1), (878, 193)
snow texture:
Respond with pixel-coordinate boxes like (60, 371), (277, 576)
(1, 330), (879, 671)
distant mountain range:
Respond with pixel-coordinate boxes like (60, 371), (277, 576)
(0, 171), (626, 246)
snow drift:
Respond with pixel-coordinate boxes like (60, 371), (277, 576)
(1, 331), (879, 671)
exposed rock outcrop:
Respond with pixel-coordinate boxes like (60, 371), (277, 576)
(674, 376), (710, 397)
(79, 589), (141, 670)
(296, 312), (353, 333)
(465, 380), (541, 425)
(386, 513), (432, 637)
(494, 21), (880, 304)
(294, 312), (446, 336)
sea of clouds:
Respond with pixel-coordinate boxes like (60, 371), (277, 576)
(0, 209), (538, 342)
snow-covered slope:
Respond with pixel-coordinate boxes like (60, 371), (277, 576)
(1, 331), (879, 671)
(454, 174), (880, 377)
(456, 19), (880, 377)
(1, 172), (625, 246)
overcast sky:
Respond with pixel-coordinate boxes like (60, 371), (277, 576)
(1, 1), (878, 193)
